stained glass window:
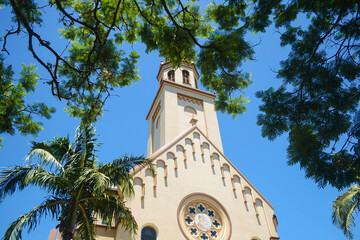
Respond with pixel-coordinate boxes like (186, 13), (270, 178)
(185, 216), (194, 225)
(182, 201), (223, 239)
(141, 227), (156, 240)
(189, 206), (196, 215)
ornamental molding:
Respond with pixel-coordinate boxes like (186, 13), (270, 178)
(178, 93), (203, 106)
(152, 102), (161, 121)
(177, 193), (232, 240)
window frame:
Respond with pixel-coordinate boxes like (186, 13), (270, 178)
(141, 226), (157, 240)
(182, 70), (190, 84)
(168, 70), (175, 82)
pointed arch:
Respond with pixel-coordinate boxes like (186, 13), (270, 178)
(185, 138), (193, 146)
(255, 198), (263, 207)
(133, 177), (144, 199)
(166, 152), (175, 159)
(167, 151), (177, 170)
(212, 152), (220, 160)
(185, 138), (195, 154)
(176, 144), (184, 152)
(133, 177), (143, 186)
(244, 186), (252, 195)
(233, 175), (241, 184)
(156, 160), (165, 168)
(222, 163), (230, 172)
(145, 168), (153, 177)
(193, 132), (200, 139)
(202, 142), (209, 150)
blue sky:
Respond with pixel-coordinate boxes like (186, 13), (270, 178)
(0, 2), (359, 240)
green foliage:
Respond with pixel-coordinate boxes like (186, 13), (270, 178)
(253, 1), (360, 236)
(0, 124), (153, 240)
(255, 1), (360, 191)
(1, 0), (259, 140)
(0, 54), (56, 142)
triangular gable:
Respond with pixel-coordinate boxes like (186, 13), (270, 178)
(131, 125), (274, 209)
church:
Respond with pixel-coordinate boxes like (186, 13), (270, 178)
(49, 61), (280, 240)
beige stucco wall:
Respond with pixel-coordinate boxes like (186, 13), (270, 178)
(96, 227), (116, 240)
(96, 62), (278, 240)
(147, 81), (224, 156)
(110, 127), (278, 240)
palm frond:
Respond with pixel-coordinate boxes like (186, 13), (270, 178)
(73, 168), (111, 197)
(99, 155), (155, 197)
(26, 141), (66, 173)
(2, 124), (144, 240)
(81, 192), (138, 237)
(72, 124), (99, 167)
(2, 197), (64, 240)
(0, 164), (42, 202)
(31, 171), (68, 196)
(332, 184), (360, 239)
(76, 203), (96, 240)
(85, 170), (111, 195)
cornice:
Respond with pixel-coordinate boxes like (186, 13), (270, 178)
(146, 80), (216, 120)
(177, 93), (203, 106)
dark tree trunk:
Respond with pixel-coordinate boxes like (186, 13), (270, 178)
(61, 230), (73, 240)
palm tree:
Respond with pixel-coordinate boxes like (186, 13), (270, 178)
(332, 184), (360, 239)
(0, 124), (152, 240)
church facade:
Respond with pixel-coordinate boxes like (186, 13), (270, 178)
(95, 62), (280, 240)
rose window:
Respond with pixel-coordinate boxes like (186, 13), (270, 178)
(178, 194), (231, 240)
(183, 202), (222, 239)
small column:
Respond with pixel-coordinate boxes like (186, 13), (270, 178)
(141, 183), (145, 199)
(231, 178), (236, 191)
(164, 165), (168, 179)
(210, 155), (214, 168)
(174, 157), (178, 170)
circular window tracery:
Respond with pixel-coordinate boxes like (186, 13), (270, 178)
(184, 202), (221, 239)
(178, 194), (231, 240)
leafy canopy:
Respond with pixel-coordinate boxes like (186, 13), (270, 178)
(0, 0), (258, 143)
(0, 124), (153, 240)
(254, 0), (360, 190)
(251, 1), (360, 237)
(0, 53), (56, 148)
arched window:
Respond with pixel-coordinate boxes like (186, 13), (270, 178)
(182, 70), (189, 84)
(141, 227), (156, 240)
(168, 70), (175, 81)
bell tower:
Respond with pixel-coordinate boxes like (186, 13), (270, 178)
(146, 61), (223, 156)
